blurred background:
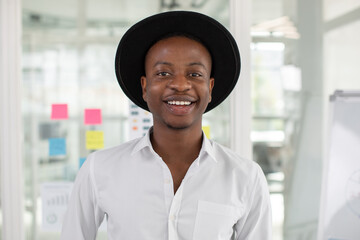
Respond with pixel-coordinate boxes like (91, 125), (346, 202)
(1, 0), (360, 239)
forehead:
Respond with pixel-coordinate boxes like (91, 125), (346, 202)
(145, 36), (212, 63)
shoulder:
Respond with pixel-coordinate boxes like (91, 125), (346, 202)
(206, 141), (270, 207)
(212, 141), (261, 171)
(92, 138), (139, 159)
(209, 140), (265, 184)
(85, 137), (142, 171)
(82, 137), (146, 183)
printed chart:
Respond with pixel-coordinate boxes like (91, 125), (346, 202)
(41, 182), (73, 231)
(318, 91), (360, 240)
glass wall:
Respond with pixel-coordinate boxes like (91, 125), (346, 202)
(251, 1), (300, 239)
(20, 0), (360, 239)
(22, 1), (230, 239)
(250, 0), (360, 239)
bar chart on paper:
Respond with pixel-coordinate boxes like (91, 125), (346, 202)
(41, 182), (73, 231)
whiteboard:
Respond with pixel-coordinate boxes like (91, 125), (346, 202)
(318, 90), (360, 240)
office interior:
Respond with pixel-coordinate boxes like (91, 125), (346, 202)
(1, 0), (360, 239)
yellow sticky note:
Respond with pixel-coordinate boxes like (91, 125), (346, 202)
(202, 126), (210, 139)
(86, 131), (104, 150)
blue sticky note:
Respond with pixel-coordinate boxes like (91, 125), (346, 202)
(49, 138), (66, 156)
(79, 157), (86, 169)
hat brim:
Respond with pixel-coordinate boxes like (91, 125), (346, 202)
(115, 11), (241, 113)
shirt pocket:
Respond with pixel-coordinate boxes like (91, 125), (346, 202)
(193, 200), (241, 240)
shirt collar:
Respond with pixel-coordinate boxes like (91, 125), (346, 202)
(131, 127), (217, 164)
(131, 127), (154, 156)
(200, 132), (217, 164)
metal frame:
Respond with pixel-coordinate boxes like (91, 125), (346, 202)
(0, 0), (25, 239)
(229, 0), (252, 160)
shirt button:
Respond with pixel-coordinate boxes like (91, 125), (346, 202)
(169, 215), (175, 221)
(165, 179), (171, 184)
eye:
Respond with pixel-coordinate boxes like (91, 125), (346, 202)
(189, 72), (202, 77)
(157, 72), (170, 77)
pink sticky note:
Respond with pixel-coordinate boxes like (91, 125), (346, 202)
(84, 109), (102, 125)
(51, 104), (68, 120)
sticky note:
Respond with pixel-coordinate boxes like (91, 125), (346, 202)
(79, 157), (86, 168)
(84, 109), (102, 125)
(86, 131), (104, 150)
(202, 126), (210, 139)
(51, 104), (68, 120)
(49, 138), (66, 156)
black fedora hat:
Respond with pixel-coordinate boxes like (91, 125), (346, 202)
(115, 11), (241, 113)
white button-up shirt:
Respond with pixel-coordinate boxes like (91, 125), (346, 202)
(61, 130), (272, 240)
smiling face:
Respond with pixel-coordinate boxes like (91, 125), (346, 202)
(141, 36), (214, 131)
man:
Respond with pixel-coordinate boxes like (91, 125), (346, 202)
(61, 11), (271, 240)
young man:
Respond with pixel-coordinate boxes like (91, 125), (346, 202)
(61, 11), (271, 240)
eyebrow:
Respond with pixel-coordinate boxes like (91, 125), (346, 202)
(153, 61), (173, 68)
(188, 62), (207, 70)
(153, 61), (207, 70)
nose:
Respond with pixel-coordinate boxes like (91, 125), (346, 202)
(168, 74), (191, 92)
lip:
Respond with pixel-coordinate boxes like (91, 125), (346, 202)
(165, 102), (196, 115)
(163, 95), (197, 102)
(163, 95), (197, 115)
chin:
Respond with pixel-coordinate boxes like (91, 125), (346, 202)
(165, 122), (191, 130)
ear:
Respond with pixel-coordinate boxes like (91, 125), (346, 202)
(208, 77), (215, 102)
(140, 76), (147, 102)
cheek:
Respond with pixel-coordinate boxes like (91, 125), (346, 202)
(145, 84), (162, 102)
(203, 85), (212, 100)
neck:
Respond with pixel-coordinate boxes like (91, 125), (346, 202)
(150, 123), (203, 164)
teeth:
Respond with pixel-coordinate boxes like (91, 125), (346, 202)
(167, 101), (191, 106)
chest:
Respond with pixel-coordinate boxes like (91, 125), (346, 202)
(167, 162), (192, 193)
(99, 162), (243, 240)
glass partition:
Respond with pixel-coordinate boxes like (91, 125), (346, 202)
(251, 1), (302, 239)
(19, 0), (360, 240)
(250, 0), (360, 239)
(22, 1), (230, 239)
